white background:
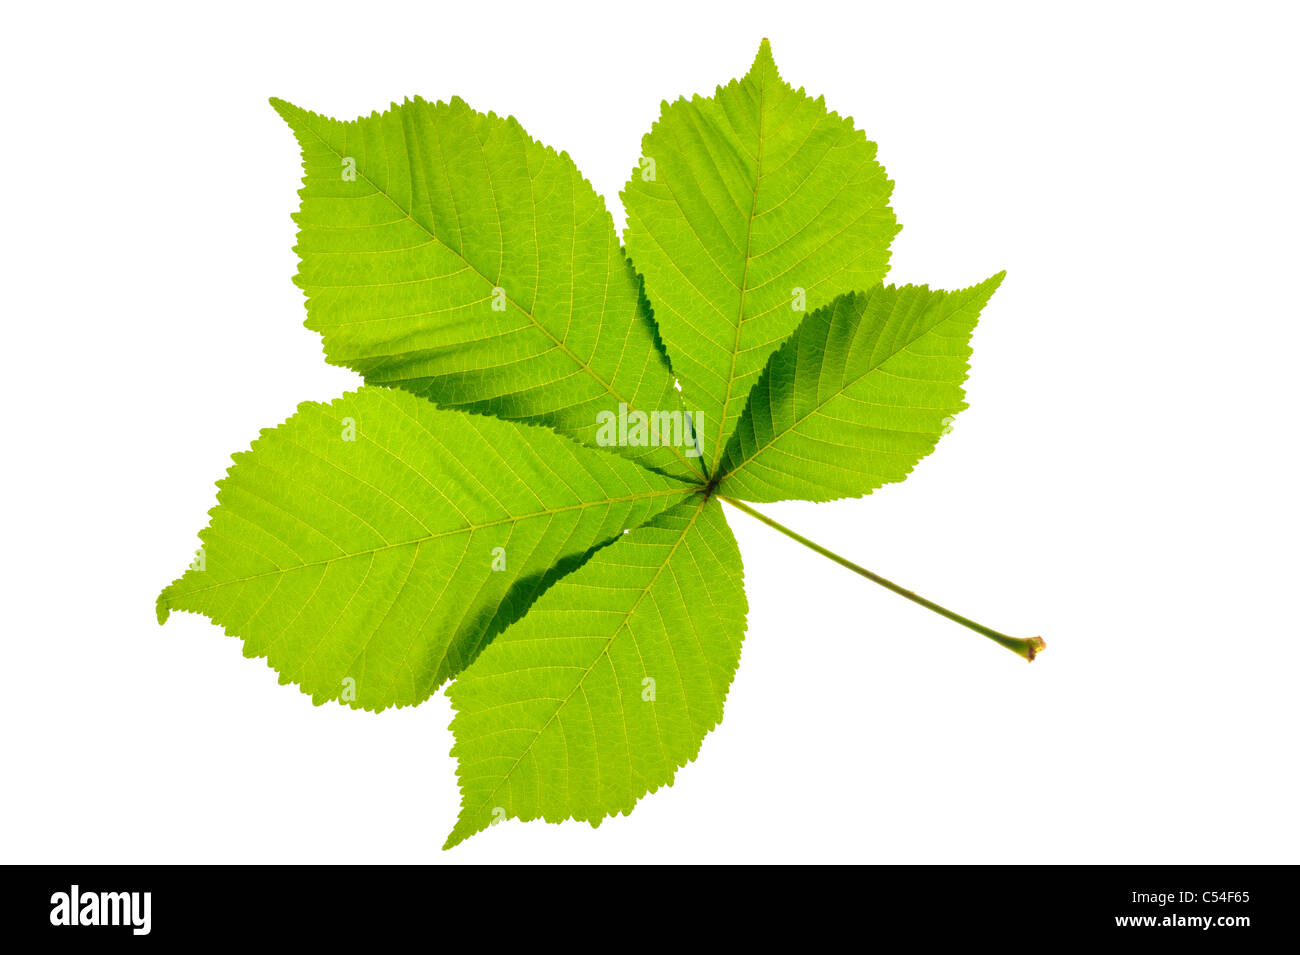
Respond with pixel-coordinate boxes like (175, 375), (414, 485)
(3, 1), (1297, 864)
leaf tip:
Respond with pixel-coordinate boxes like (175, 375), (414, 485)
(155, 590), (172, 626)
(442, 821), (474, 851)
(747, 38), (780, 81)
(443, 794), (494, 850)
(268, 96), (303, 128)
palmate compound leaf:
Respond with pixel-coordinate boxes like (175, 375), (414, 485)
(716, 276), (1005, 502)
(622, 40), (899, 473)
(271, 96), (704, 483)
(157, 41), (1031, 850)
(157, 386), (695, 711)
(444, 494), (746, 849)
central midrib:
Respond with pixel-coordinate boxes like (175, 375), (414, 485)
(714, 67), (768, 474)
(168, 486), (691, 599)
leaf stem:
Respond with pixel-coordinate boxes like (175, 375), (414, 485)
(717, 496), (1044, 662)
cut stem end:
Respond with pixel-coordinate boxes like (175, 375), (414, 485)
(1002, 634), (1046, 663)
